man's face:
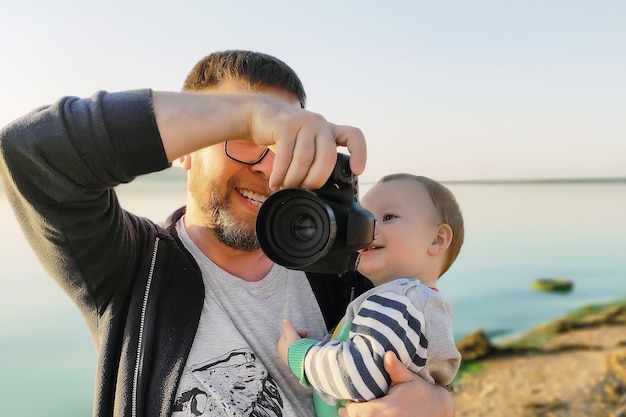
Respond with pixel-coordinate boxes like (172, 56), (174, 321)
(184, 79), (301, 251)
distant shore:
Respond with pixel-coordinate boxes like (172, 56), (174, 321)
(134, 172), (626, 186)
(2, 171), (626, 193)
(442, 177), (626, 185)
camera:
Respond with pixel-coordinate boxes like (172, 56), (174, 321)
(256, 153), (375, 274)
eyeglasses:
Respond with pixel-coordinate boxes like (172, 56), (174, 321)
(224, 140), (270, 165)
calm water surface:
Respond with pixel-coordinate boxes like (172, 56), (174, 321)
(1, 181), (625, 416)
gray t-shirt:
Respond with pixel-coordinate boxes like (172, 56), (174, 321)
(172, 219), (327, 417)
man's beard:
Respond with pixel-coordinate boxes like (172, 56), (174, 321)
(191, 178), (260, 252)
(212, 201), (260, 252)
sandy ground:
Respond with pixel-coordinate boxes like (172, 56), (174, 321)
(452, 324), (626, 417)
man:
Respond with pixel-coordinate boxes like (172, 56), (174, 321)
(0, 50), (454, 416)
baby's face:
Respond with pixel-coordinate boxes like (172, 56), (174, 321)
(357, 179), (442, 285)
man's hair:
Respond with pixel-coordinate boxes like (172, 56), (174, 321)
(182, 50), (307, 108)
(378, 173), (465, 277)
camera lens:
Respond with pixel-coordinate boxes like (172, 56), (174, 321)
(255, 152), (375, 273)
(291, 215), (318, 241)
(256, 188), (336, 269)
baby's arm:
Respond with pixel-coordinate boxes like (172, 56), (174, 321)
(278, 319), (307, 365)
(419, 293), (461, 386)
(302, 291), (428, 402)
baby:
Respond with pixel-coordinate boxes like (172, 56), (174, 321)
(278, 173), (464, 416)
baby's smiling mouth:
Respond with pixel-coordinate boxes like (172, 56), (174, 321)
(362, 245), (382, 252)
(237, 188), (268, 207)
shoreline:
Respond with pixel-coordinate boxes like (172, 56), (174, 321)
(453, 298), (626, 417)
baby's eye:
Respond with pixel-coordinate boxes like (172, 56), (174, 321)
(382, 213), (397, 221)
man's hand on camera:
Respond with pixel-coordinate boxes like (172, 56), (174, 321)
(246, 95), (366, 191)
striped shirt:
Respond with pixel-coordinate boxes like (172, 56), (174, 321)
(287, 278), (460, 415)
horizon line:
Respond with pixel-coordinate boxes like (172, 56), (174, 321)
(438, 177), (626, 185)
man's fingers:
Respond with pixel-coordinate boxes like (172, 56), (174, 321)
(270, 126), (366, 191)
(384, 351), (415, 387)
(253, 99), (366, 191)
(295, 130), (337, 191)
(333, 124), (367, 176)
(268, 138), (293, 191)
(279, 122), (318, 189)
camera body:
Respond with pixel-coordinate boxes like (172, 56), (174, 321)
(256, 153), (375, 273)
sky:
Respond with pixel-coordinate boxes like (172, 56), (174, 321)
(0, 0), (624, 182)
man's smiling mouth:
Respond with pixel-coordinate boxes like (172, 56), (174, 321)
(237, 188), (268, 207)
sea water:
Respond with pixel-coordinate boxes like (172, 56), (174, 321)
(1, 179), (625, 416)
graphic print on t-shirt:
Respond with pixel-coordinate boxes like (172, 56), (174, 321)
(172, 348), (282, 417)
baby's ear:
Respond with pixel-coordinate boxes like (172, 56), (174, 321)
(429, 223), (453, 255)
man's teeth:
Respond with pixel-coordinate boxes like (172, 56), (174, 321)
(239, 189), (267, 207)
